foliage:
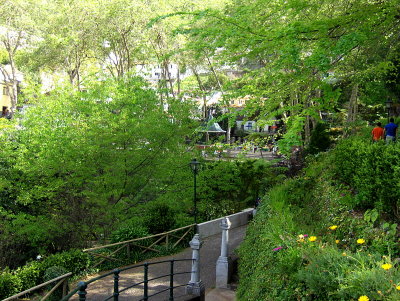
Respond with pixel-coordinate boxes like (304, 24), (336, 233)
(111, 217), (149, 243)
(306, 122), (332, 155)
(330, 135), (400, 216)
(0, 270), (22, 300)
(167, 0), (400, 155)
(0, 249), (91, 299)
(196, 159), (282, 220)
(43, 266), (69, 301)
(143, 202), (178, 234)
(298, 247), (400, 300)
(0, 76), (195, 269)
(238, 135), (400, 300)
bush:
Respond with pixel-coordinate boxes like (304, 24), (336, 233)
(43, 266), (69, 301)
(197, 159), (280, 221)
(41, 249), (92, 275)
(306, 122), (332, 154)
(111, 217), (149, 243)
(0, 270), (22, 300)
(14, 261), (44, 291)
(297, 247), (400, 300)
(0, 249), (92, 299)
(331, 137), (400, 216)
(144, 203), (177, 234)
(237, 136), (400, 300)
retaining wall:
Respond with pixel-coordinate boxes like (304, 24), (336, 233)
(197, 208), (253, 238)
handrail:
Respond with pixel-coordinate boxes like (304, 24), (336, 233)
(3, 272), (72, 301)
(61, 258), (194, 301)
(83, 224), (195, 252)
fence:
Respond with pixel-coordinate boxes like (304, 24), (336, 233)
(3, 272), (72, 301)
(4, 210), (252, 300)
(61, 259), (194, 301)
(83, 224), (195, 269)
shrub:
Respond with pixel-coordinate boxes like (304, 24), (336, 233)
(144, 203), (177, 234)
(297, 247), (400, 300)
(306, 122), (332, 154)
(197, 159), (280, 221)
(331, 137), (400, 216)
(237, 136), (400, 300)
(41, 249), (92, 275)
(14, 261), (45, 291)
(43, 266), (69, 301)
(0, 270), (22, 300)
(111, 217), (149, 243)
(0, 249), (91, 299)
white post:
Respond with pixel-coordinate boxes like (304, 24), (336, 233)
(186, 234), (205, 299)
(216, 217), (232, 288)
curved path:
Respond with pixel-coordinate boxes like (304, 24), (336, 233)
(71, 225), (247, 301)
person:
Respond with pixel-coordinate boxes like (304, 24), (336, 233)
(371, 122), (384, 142)
(4, 109), (11, 120)
(384, 118), (398, 143)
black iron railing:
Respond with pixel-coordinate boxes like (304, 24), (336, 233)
(61, 258), (194, 301)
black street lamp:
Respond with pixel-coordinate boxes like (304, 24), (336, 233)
(386, 98), (393, 123)
(189, 158), (200, 227)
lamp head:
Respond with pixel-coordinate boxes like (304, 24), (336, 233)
(386, 98), (393, 109)
(189, 158), (200, 174)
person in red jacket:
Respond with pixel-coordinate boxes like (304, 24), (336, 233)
(371, 122), (384, 142)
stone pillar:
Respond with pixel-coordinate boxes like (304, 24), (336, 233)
(186, 234), (205, 300)
(216, 217), (232, 288)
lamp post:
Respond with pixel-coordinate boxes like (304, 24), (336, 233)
(386, 98), (393, 123)
(189, 158), (200, 227)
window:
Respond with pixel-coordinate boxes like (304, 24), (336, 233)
(3, 86), (9, 95)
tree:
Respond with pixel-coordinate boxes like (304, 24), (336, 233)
(0, 76), (194, 261)
(171, 0), (400, 153)
(0, 0), (37, 113)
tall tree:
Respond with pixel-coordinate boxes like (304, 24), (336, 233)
(0, 0), (37, 113)
(173, 0), (400, 153)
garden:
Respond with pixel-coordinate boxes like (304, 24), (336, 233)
(238, 129), (400, 301)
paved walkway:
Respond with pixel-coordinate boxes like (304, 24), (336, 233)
(71, 225), (247, 300)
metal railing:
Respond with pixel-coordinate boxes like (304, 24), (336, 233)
(3, 272), (72, 301)
(61, 259), (194, 301)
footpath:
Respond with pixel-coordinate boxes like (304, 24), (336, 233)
(72, 225), (247, 301)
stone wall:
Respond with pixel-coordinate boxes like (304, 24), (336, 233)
(197, 208), (253, 238)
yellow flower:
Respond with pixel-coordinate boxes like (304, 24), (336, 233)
(342, 252), (347, 256)
(381, 263), (392, 270)
(357, 238), (365, 244)
(396, 285), (400, 290)
(298, 234), (304, 239)
(335, 240), (339, 244)
(308, 236), (317, 242)
(329, 225), (338, 230)
(358, 296), (369, 301)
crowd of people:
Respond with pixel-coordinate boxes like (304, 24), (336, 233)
(371, 118), (398, 143)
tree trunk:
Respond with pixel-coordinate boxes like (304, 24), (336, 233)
(164, 61), (175, 99)
(191, 67), (207, 119)
(177, 65), (181, 95)
(206, 55), (231, 143)
(304, 115), (311, 146)
(347, 84), (359, 123)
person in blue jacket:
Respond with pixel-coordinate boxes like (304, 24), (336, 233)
(384, 118), (398, 143)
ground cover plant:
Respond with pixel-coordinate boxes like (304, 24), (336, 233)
(238, 132), (400, 301)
